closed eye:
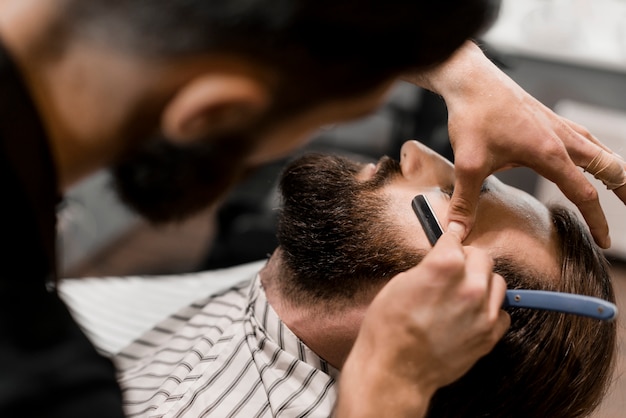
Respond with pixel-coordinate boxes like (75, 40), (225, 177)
(441, 182), (489, 198)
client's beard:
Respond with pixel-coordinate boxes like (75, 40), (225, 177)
(276, 153), (425, 302)
(110, 132), (257, 224)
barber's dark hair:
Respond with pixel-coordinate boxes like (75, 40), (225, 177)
(277, 153), (616, 417)
(60, 0), (500, 99)
(426, 206), (617, 418)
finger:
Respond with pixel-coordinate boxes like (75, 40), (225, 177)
(615, 184), (626, 207)
(553, 118), (626, 189)
(463, 246), (494, 278)
(584, 149), (626, 190)
(488, 274), (510, 346)
(610, 156), (626, 206)
(554, 126), (626, 233)
(426, 232), (466, 273)
(545, 112), (612, 164)
(461, 253), (508, 354)
(490, 311), (511, 350)
(446, 167), (488, 241)
(533, 156), (610, 248)
(560, 124), (624, 175)
(458, 247), (495, 311)
(489, 273), (508, 315)
(397, 232), (466, 289)
(562, 117), (614, 154)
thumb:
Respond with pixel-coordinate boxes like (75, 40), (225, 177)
(446, 175), (485, 241)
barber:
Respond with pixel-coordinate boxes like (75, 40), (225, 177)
(1, 1), (625, 417)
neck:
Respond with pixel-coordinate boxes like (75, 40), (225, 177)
(0, 0), (174, 191)
(278, 302), (366, 370)
(260, 253), (374, 369)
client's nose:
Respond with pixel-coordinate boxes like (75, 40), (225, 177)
(400, 140), (453, 181)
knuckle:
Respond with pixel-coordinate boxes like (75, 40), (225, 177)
(476, 315), (502, 348)
(428, 249), (465, 274)
(486, 307), (502, 328)
(565, 118), (593, 140)
(448, 196), (475, 219)
(577, 127), (593, 141)
(576, 184), (599, 205)
(455, 158), (485, 177)
(465, 247), (493, 268)
(541, 144), (568, 166)
(463, 279), (488, 301)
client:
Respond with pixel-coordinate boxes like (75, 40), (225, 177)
(116, 140), (616, 418)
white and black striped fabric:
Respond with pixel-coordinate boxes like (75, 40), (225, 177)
(60, 261), (265, 356)
(115, 275), (339, 417)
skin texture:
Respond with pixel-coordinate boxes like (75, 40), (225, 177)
(0, 1), (623, 416)
(386, 140), (560, 280)
(329, 232), (509, 418)
(406, 42), (626, 248)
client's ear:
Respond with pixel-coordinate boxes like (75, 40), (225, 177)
(161, 73), (270, 144)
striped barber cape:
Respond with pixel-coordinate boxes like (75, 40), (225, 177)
(115, 275), (339, 417)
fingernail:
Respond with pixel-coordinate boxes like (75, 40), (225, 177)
(447, 221), (466, 239)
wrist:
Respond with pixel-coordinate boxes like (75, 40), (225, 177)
(334, 340), (436, 418)
(403, 40), (489, 96)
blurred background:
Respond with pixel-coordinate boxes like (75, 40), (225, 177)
(58, 0), (626, 277)
(57, 1), (626, 415)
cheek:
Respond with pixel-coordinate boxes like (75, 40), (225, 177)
(467, 197), (560, 275)
(395, 188), (451, 227)
(489, 189), (554, 240)
(386, 190), (444, 250)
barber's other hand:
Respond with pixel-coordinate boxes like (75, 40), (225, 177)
(336, 232), (509, 418)
(405, 41), (626, 248)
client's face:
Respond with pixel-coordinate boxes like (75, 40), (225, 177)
(277, 141), (615, 418)
(277, 139), (560, 304)
(369, 140), (560, 281)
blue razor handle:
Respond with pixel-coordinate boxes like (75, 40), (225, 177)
(504, 289), (617, 321)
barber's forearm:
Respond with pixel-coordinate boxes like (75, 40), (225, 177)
(333, 344), (433, 418)
(402, 40), (499, 98)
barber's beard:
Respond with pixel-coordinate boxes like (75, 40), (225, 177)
(110, 131), (258, 224)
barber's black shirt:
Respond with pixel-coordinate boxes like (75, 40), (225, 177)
(0, 43), (124, 417)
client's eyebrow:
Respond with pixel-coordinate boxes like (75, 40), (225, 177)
(444, 181), (489, 197)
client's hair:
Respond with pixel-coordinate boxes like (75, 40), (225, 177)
(276, 153), (617, 418)
(426, 206), (616, 418)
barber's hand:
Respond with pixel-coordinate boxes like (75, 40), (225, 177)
(405, 41), (626, 248)
(335, 233), (509, 418)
